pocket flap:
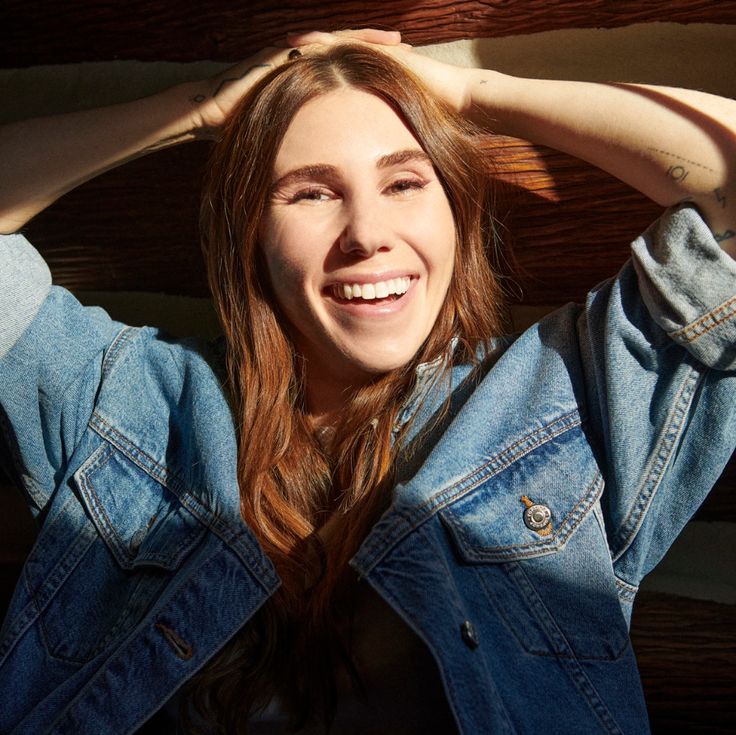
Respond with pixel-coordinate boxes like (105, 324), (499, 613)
(74, 442), (205, 570)
(438, 424), (603, 562)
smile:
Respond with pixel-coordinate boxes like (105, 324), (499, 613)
(331, 276), (411, 301)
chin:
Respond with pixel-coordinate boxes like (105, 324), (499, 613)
(343, 344), (420, 377)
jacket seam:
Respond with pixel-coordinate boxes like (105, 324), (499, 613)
(358, 410), (582, 569)
(444, 471), (603, 561)
(670, 293), (736, 343)
(88, 413), (279, 587)
(100, 325), (139, 380)
(610, 363), (703, 563)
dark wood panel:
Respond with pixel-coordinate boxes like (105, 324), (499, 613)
(24, 137), (664, 306)
(631, 591), (736, 733)
(696, 457), (736, 522)
(2, 0), (735, 66)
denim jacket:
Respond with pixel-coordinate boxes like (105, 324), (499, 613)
(0, 205), (735, 735)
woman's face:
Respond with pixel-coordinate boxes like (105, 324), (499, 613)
(260, 87), (456, 395)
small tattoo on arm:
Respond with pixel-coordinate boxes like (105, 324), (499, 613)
(648, 147), (717, 173)
(714, 187), (727, 209)
(714, 230), (735, 243)
(213, 64), (272, 96)
(189, 94), (207, 104)
(479, 79), (488, 85)
(666, 165), (689, 183)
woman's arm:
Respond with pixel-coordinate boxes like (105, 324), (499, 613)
(0, 47), (293, 234)
(288, 33), (735, 256)
(0, 30), (404, 236)
(462, 71), (736, 254)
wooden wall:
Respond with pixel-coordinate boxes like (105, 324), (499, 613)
(1, 1), (735, 731)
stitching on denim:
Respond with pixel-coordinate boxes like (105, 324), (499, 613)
(671, 294), (736, 343)
(0, 516), (96, 664)
(358, 410), (582, 567)
(610, 365), (702, 563)
(77, 445), (123, 553)
(78, 440), (204, 569)
(614, 577), (638, 603)
(90, 413), (180, 492)
(447, 472), (603, 561)
(88, 413), (280, 585)
(100, 326), (139, 380)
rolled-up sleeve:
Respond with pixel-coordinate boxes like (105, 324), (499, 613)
(0, 235), (123, 514)
(632, 203), (736, 370)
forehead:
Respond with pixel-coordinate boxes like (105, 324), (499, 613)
(273, 87), (424, 175)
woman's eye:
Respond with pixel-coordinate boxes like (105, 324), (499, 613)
(291, 188), (332, 203)
(387, 178), (427, 195)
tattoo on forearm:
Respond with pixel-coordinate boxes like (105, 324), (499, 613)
(714, 229), (735, 243)
(648, 147), (717, 173)
(479, 79), (488, 85)
(213, 64), (272, 97)
(714, 187), (727, 209)
(189, 94), (207, 104)
(666, 165), (689, 182)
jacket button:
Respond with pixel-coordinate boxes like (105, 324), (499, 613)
(523, 503), (551, 531)
(460, 620), (479, 649)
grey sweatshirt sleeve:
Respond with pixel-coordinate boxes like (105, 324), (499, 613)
(0, 233), (52, 359)
(631, 203), (736, 370)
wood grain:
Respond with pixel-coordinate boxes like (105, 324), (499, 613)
(631, 591), (736, 733)
(3, 0), (736, 66)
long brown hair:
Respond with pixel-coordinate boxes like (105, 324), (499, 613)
(183, 43), (505, 733)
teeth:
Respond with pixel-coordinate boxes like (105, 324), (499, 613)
(335, 277), (411, 301)
(362, 283), (376, 300)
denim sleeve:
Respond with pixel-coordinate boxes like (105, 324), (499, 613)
(0, 234), (124, 515)
(578, 204), (736, 592)
(631, 203), (736, 370)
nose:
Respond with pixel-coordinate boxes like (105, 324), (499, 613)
(338, 194), (393, 257)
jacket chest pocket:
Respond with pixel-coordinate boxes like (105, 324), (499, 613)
(38, 442), (206, 664)
(438, 423), (630, 662)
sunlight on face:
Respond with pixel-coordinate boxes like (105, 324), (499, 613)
(260, 88), (456, 407)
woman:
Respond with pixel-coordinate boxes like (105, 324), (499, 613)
(0, 28), (734, 735)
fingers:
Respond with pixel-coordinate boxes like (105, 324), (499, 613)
(286, 29), (402, 48)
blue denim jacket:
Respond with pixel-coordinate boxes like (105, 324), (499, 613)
(0, 205), (735, 735)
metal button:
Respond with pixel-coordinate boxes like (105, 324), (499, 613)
(523, 503), (551, 531)
(460, 620), (479, 649)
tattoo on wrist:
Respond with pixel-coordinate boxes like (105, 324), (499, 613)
(213, 64), (273, 97)
(714, 229), (735, 243)
(714, 187), (727, 209)
(648, 147), (717, 173)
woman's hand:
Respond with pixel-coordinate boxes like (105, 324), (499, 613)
(287, 30), (474, 115)
(192, 29), (408, 138)
(189, 46), (294, 137)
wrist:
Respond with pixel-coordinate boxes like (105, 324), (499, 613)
(463, 69), (517, 131)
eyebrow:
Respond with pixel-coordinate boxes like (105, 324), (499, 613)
(270, 149), (432, 192)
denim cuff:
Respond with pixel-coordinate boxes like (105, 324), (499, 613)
(632, 204), (736, 370)
(0, 233), (52, 359)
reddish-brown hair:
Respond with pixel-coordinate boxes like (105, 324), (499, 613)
(184, 43), (504, 732)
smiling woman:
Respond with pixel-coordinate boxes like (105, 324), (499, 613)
(0, 28), (735, 735)
(263, 90), (458, 401)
